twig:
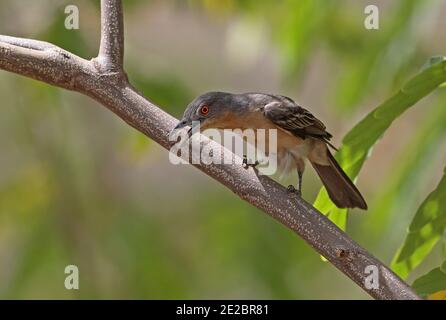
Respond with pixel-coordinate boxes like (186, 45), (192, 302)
(0, 0), (420, 300)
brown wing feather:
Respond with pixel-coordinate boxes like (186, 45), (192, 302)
(262, 96), (365, 209)
(263, 99), (334, 146)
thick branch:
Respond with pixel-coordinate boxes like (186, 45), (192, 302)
(0, 0), (420, 300)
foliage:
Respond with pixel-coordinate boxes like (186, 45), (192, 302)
(412, 260), (446, 299)
(392, 169), (446, 279)
(314, 57), (446, 230)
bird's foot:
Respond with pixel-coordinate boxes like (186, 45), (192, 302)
(287, 185), (302, 197)
(242, 155), (259, 169)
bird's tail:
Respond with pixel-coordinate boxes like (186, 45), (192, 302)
(310, 149), (367, 210)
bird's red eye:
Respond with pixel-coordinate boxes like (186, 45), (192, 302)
(200, 105), (209, 115)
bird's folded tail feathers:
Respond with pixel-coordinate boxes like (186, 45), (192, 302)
(311, 150), (367, 210)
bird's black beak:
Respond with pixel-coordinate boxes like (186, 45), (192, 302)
(173, 119), (195, 138)
(174, 119), (189, 130)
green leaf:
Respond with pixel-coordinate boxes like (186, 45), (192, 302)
(363, 93), (446, 240)
(412, 260), (446, 298)
(313, 57), (446, 229)
(391, 169), (446, 279)
(421, 56), (446, 71)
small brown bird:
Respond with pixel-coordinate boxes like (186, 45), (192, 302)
(174, 92), (367, 209)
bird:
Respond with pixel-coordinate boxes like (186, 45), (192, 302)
(173, 91), (367, 210)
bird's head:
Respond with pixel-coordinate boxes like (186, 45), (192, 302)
(173, 91), (248, 131)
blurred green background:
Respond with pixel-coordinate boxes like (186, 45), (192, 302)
(0, 0), (445, 299)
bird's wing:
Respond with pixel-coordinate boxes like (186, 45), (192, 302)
(263, 100), (334, 144)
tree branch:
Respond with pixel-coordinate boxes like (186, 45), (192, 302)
(0, 0), (420, 300)
(0, 35), (93, 91)
(97, 0), (125, 73)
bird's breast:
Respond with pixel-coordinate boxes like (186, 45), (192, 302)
(204, 110), (310, 156)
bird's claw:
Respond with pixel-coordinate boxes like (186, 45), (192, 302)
(287, 185), (302, 197)
(242, 155), (259, 169)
